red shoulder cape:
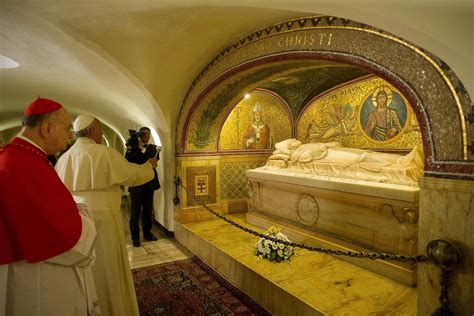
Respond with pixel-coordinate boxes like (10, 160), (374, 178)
(0, 137), (82, 264)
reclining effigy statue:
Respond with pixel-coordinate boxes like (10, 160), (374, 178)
(264, 139), (424, 186)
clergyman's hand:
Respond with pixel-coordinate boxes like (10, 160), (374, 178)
(147, 157), (158, 168)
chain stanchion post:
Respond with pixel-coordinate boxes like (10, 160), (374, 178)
(173, 176), (181, 205)
(426, 239), (462, 316)
(432, 269), (451, 316)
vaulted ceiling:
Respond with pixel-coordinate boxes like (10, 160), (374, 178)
(1, 0), (472, 147)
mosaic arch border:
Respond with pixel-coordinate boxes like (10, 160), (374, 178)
(176, 15), (473, 179)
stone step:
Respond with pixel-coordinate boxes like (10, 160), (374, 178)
(174, 213), (416, 315)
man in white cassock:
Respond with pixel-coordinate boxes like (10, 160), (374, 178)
(55, 114), (157, 316)
(0, 98), (98, 316)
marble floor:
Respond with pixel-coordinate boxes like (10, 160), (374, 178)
(121, 197), (193, 270)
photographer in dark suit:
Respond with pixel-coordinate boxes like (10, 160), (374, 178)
(125, 127), (161, 247)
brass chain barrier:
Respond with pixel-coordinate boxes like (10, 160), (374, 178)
(176, 178), (429, 263)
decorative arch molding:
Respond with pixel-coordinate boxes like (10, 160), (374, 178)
(176, 15), (473, 178)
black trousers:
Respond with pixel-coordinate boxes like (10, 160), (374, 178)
(129, 188), (154, 241)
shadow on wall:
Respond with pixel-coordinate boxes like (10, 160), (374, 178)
(0, 126), (21, 146)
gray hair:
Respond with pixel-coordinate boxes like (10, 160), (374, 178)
(22, 113), (52, 127)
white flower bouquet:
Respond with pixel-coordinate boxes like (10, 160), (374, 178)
(255, 226), (295, 262)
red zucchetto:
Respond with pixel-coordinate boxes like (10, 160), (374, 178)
(24, 97), (63, 116)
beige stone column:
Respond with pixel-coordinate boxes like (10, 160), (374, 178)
(418, 177), (474, 315)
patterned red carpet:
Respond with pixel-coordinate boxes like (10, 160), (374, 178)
(132, 256), (271, 315)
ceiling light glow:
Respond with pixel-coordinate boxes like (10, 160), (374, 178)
(0, 55), (20, 69)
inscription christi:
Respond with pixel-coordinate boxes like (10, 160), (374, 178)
(277, 33), (333, 47)
(255, 33), (334, 52)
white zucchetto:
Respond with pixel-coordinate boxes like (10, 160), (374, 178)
(73, 114), (96, 132)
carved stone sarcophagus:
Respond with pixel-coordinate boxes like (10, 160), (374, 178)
(246, 168), (419, 286)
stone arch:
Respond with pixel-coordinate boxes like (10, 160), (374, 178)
(177, 15), (472, 178)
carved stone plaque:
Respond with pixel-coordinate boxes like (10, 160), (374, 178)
(296, 193), (319, 225)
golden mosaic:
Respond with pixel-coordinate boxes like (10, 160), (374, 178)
(219, 91), (292, 150)
(185, 61), (308, 152)
(177, 16), (470, 164)
(185, 166), (217, 207)
(297, 77), (422, 150)
(220, 160), (267, 199)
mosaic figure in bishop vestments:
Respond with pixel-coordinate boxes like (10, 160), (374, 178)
(243, 103), (272, 149)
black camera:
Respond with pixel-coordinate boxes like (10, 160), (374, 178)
(126, 129), (142, 149)
(144, 143), (160, 160)
(126, 129), (161, 159)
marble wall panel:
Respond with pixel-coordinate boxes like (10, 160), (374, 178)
(418, 177), (474, 315)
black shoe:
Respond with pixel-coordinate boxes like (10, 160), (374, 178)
(132, 239), (141, 247)
(144, 234), (158, 241)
